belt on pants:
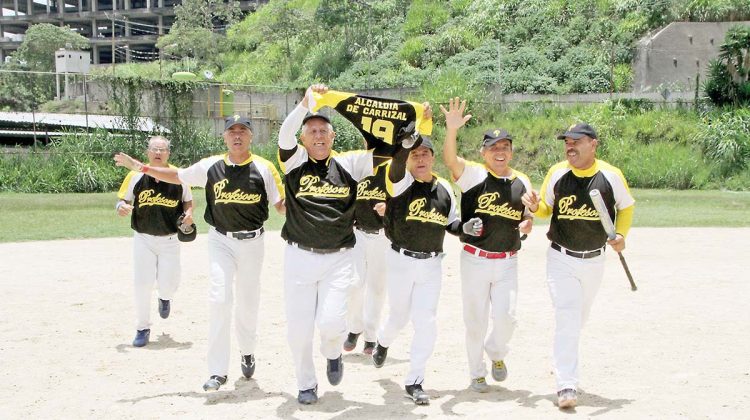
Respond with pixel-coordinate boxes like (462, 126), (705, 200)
(355, 226), (382, 235)
(463, 244), (517, 259)
(551, 242), (604, 259)
(215, 226), (264, 240)
(391, 244), (440, 259)
(287, 241), (351, 254)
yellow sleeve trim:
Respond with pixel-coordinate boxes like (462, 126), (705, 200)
(255, 156), (285, 198)
(615, 205), (634, 238)
(117, 171), (136, 200)
(384, 163), (394, 196)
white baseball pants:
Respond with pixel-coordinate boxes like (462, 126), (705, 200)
(378, 248), (443, 386)
(346, 229), (388, 342)
(284, 245), (354, 391)
(460, 250), (518, 381)
(546, 246), (606, 392)
(133, 232), (180, 331)
(206, 228), (265, 377)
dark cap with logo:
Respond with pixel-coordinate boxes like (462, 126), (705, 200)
(224, 115), (253, 131)
(302, 112), (332, 125)
(482, 128), (513, 147)
(557, 123), (598, 140)
(176, 214), (197, 242)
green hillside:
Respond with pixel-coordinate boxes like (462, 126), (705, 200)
(109, 0), (750, 93)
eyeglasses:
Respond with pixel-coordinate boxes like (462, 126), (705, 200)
(148, 147), (169, 153)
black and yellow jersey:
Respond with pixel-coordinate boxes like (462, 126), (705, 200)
(536, 159), (635, 251)
(384, 167), (458, 253)
(279, 146), (374, 249)
(354, 162), (389, 231)
(178, 154), (283, 232)
(118, 168), (192, 236)
(455, 162), (532, 252)
(310, 90), (433, 163)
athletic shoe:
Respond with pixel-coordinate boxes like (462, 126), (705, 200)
(298, 385), (318, 405)
(343, 332), (360, 351)
(470, 377), (489, 393)
(372, 343), (388, 368)
(491, 360), (508, 382)
(241, 354), (255, 379)
(327, 355), (344, 386)
(557, 388), (577, 408)
(132, 329), (150, 347)
(202, 375), (227, 392)
(405, 384), (430, 405)
(158, 298), (170, 319)
(363, 341), (376, 355)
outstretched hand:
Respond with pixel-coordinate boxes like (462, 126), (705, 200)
(439, 97), (472, 131)
(114, 152), (143, 172)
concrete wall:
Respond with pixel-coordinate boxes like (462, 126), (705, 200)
(633, 21), (750, 93)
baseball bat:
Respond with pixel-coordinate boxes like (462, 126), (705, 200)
(589, 189), (637, 291)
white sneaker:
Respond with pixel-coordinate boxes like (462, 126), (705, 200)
(470, 377), (490, 393)
(557, 388), (577, 408)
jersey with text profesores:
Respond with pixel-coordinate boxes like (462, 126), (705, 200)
(118, 169), (192, 236)
(354, 162), (390, 231)
(177, 154), (283, 232)
(280, 146), (374, 249)
(384, 168), (458, 253)
(455, 162), (532, 252)
(309, 90), (433, 161)
(538, 159), (634, 252)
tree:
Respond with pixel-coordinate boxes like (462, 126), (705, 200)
(156, 0), (242, 62)
(704, 24), (750, 106)
(0, 24), (88, 111)
(13, 23), (89, 71)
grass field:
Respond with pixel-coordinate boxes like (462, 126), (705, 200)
(1, 189), (748, 243)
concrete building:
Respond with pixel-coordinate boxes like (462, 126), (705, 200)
(633, 21), (750, 93)
(0, 0), (262, 64)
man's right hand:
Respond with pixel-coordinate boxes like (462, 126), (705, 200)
(116, 202), (133, 216)
(302, 83), (329, 108)
(114, 152), (143, 172)
(521, 190), (540, 213)
(439, 97), (472, 131)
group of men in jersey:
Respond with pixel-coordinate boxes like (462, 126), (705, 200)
(114, 84), (634, 410)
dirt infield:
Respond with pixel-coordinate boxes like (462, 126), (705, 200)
(1, 228), (748, 419)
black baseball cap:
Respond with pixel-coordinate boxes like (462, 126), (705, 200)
(302, 112), (331, 125)
(224, 115), (253, 131)
(482, 128), (513, 147)
(557, 123), (598, 140)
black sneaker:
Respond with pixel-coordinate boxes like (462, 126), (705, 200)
(241, 354), (255, 379)
(405, 384), (430, 405)
(326, 355), (344, 386)
(158, 298), (170, 319)
(202, 375), (227, 391)
(343, 332), (360, 351)
(372, 343), (388, 368)
(298, 385), (318, 404)
(132, 329), (150, 347)
(363, 341), (376, 355)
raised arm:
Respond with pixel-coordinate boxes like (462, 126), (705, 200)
(114, 153), (181, 184)
(439, 97), (472, 180)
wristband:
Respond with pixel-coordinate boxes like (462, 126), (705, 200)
(141, 164), (150, 173)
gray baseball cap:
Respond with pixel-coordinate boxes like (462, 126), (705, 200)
(224, 115), (253, 131)
(482, 128), (513, 147)
(302, 112), (332, 125)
